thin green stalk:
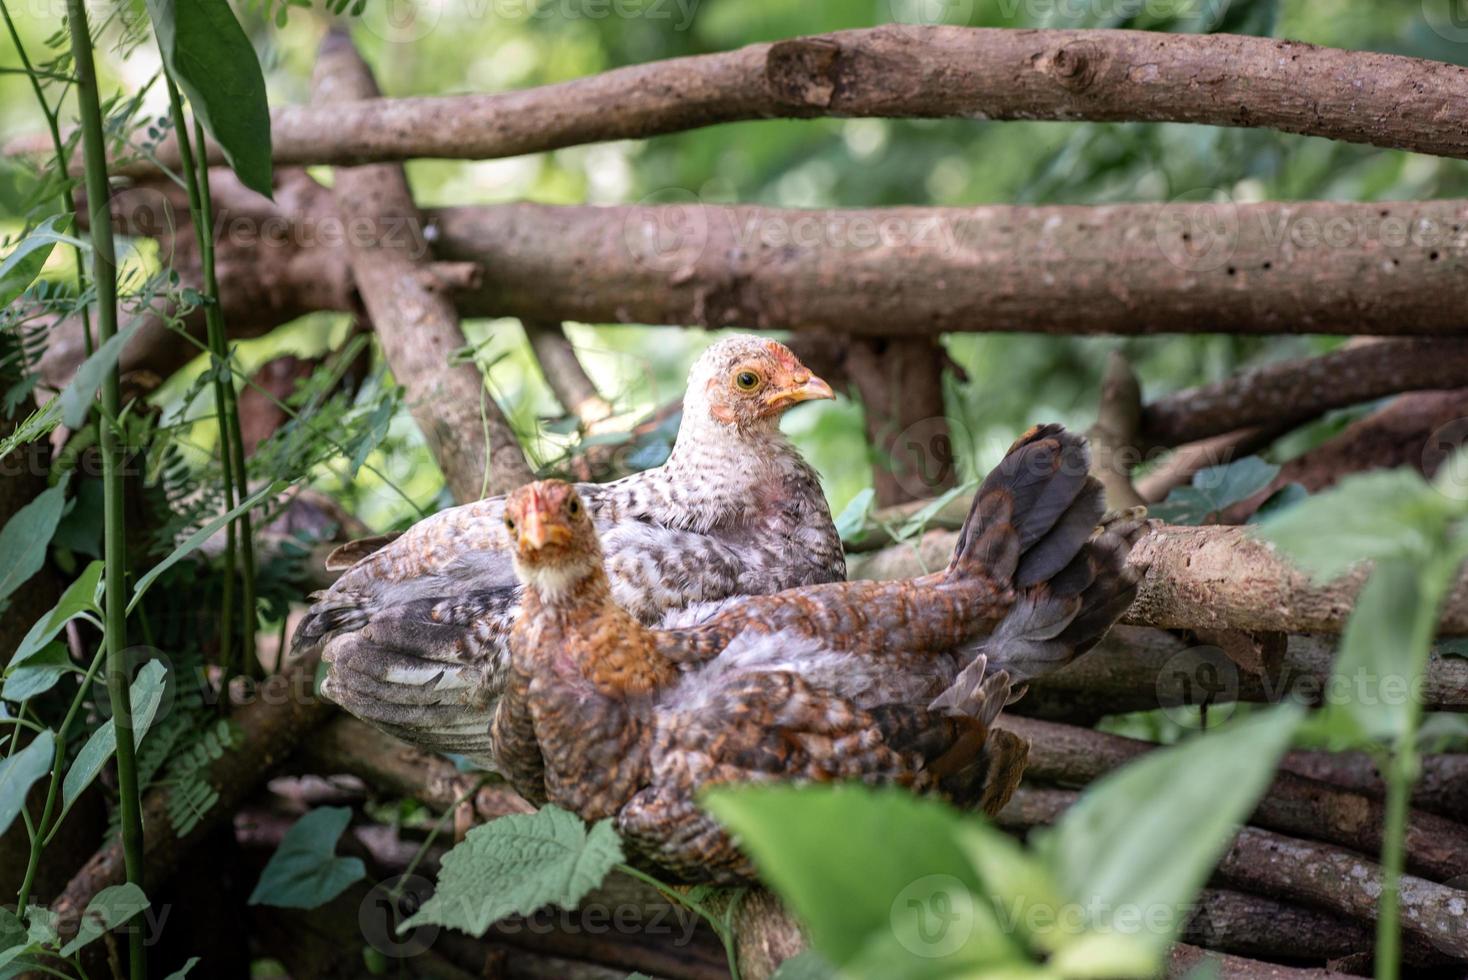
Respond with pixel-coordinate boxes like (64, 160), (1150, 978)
(17, 643), (107, 908)
(616, 864), (743, 980)
(64, 3), (145, 977)
(0, 0), (93, 355)
(192, 118), (258, 677)
(1374, 558), (1452, 980)
(162, 75), (236, 681)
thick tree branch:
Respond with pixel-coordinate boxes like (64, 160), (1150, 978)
(845, 336), (954, 506)
(435, 199), (1468, 338)
(1140, 339), (1468, 449)
(311, 32), (533, 502)
(850, 521), (1468, 636)
(1000, 716), (1468, 882)
(996, 788), (1468, 960)
(31, 28), (1468, 174)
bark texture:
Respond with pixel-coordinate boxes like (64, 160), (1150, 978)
(50, 27), (1468, 173)
(311, 32), (533, 501)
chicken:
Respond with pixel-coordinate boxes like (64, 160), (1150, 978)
(493, 425), (1146, 882)
(296, 335), (844, 764)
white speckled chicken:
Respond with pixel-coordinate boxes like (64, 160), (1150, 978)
(294, 335), (844, 764)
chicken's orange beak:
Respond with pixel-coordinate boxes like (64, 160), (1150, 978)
(763, 372), (835, 411)
(517, 500), (572, 552)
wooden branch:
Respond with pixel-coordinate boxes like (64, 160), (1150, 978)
(311, 32), (533, 502)
(1000, 716), (1468, 882)
(996, 788), (1468, 960)
(523, 320), (613, 426)
(845, 336), (953, 506)
(50, 652), (334, 939)
(850, 519), (1468, 636)
(42, 27), (1468, 175)
(1140, 339), (1468, 449)
(434, 199), (1468, 338)
(1279, 751), (1468, 823)
(1088, 350), (1147, 509)
(1135, 426), (1284, 504)
(1165, 942), (1345, 979)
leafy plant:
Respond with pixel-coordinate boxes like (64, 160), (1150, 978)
(1257, 459), (1468, 980)
(248, 806), (367, 909)
(705, 705), (1302, 979)
(1150, 455), (1280, 525)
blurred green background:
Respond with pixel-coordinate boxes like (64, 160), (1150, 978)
(5, 0), (1468, 528)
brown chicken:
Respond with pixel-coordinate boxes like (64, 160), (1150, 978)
(295, 335), (844, 765)
(493, 425), (1146, 882)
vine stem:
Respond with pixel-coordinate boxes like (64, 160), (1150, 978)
(0, 0), (92, 355)
(192, 122), (260, 677)
(63, 1), (145, 977)
(614, 863), (743, 980)
(161, 74), (237, 682)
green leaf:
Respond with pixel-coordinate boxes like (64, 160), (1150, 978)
(57, 318), (145, 429)
(129, 481), (280, 613)
(61, 660), (168, 813)
(834, 488), (875, 542)
(2, 643), (71, 702)
(0, 907), (26, 969)
(402, 806), (623, 936)
(1150, 456), (1278, 525)
(1256, 468), (1454, 580)
(703, 786), (1018, 971)
(0, 218), (61, 307)
(892, 480), (975, 541)
(247, 806), (366, 908)
(146, 0), (274, 198)
(10, 560), (103, 669)
(0, 475), (68, 611)
(52, 478), (105, 559)
(59, 883), (149, 957)
(0, 731), (53, 838)
(1038, 705), (1303, 962)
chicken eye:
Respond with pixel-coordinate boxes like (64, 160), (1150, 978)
(734, 370), (761, 391)
(567, 498), (581, 517)
(504, 516), (516, 532)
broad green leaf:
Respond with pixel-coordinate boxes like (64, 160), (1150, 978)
(1038, 705), (1303, 962)
(834, 487), (875, 542)
(402, 806), (623, 936)
(52, 477), (105, 559)
(61, 660), (168, 812)
(1322, 560), (1423, 744)
(23, 906), (57, 948)
(0, 907), (26, 969)
(247, 806), (366, 909)
(0, 218), (61, 307)
(1150, 456), (1278, 525)
(1257, 468), (1453, 580)
(146, 0), (274, 198)
(10, 560), (103, 668)
(129, 481), (280, 613)
(0, 730), (55, 838)
(59, 883), (149, 957)
(893, 479), (975, 541)
(1046, 931), (1156, 979)
(703, 786), (1019, 970)
(57, 318), (145, 429)
(0, 475), (68, 611)
(2, 643), (72, 701)
(954, 821), (1078, 957)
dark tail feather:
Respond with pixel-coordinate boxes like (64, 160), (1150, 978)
(944, 424), (1148, 683)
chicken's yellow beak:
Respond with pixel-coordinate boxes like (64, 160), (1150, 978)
(518, 505), (572, 551)
(764, 373), (835, 410)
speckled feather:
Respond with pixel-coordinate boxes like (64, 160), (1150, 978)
(298, 337), (845, 763)
(495, 426), (1148, 882)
